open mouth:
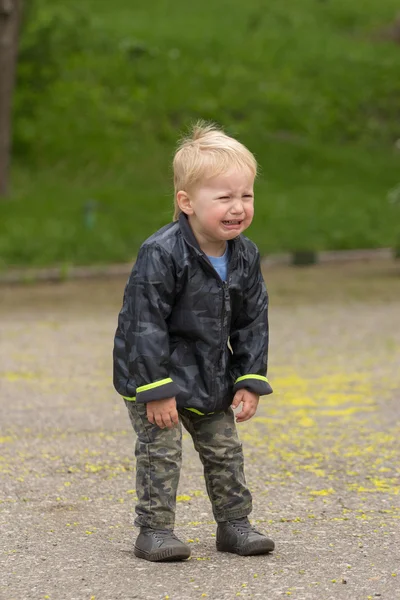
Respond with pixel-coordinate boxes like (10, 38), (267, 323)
(222, 220), (243, 226)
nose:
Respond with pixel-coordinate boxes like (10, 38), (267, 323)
(230, 199), (245, 215)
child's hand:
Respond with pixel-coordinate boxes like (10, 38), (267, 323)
(231, 389), (259, 422)
(146, 397), (179, 429)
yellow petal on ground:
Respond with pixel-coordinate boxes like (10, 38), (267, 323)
(309, 488), (335, 496)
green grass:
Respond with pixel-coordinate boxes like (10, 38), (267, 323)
(1, 0), (400, 268)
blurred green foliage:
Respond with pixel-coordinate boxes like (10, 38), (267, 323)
(1, 0), (399, 268)
(13, 2), (90, 157)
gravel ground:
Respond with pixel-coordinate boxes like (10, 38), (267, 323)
(1, 260), (399, 600)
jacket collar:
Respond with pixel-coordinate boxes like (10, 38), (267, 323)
(178, 213), (241, 262)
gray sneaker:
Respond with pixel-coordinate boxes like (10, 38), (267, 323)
(216, 517), (275, 556)
(134, 527), (191, 562)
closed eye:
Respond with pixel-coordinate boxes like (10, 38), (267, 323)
(218, 196), (231, 200)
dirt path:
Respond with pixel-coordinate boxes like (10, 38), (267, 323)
(1, 261), (399, 600)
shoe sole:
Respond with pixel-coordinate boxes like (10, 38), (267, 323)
(216, 539), (275, 556)
(134, 545), (191, 562)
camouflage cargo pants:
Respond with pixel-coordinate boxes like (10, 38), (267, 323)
(125, 401), (253, 529)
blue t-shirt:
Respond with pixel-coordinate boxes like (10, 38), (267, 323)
(207, 245), (229, 281)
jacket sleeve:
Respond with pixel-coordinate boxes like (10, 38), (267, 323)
(118, 243), (181, 403)
(229, 250), (273, 397)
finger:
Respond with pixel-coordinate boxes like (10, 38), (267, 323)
(154, 414), (165, 429)
(235, 411), (246, 422)
(147, 409), (155, 424)
(236, 413), (251, 423)
(231, 393), (243, 409)
(162, 414), (173, 429)
(236, 406), (255, 422)
(170, 409), (179, 426)
(239, 407), (257, 422)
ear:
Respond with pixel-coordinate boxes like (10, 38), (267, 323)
(176, 190), (194, 215)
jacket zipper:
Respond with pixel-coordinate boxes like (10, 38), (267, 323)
(197, 251), (231, 352)
(219, 258), (233, 408)
(197, 246), (237, 411)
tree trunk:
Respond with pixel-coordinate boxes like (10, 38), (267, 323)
(0, 0), (21, 197)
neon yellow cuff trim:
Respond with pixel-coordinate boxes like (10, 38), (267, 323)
(122, 396), (136, 402)
(185, 407), (215, 416)
(136, 378), (173, 393)
(235, 374), (269, 384)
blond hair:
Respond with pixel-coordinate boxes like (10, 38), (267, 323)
(172, 121), (257, 221)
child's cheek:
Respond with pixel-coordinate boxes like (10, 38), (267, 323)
(245, 208), (255, 225)
(206, 211), (222, 228)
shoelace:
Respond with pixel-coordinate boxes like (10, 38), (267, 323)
(229, 518), (255, 536)
(151, 529), (178, 544)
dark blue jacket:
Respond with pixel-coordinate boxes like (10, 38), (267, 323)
(113, 214), (273, 414)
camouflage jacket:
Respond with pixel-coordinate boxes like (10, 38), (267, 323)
(113, 213), (273, 415)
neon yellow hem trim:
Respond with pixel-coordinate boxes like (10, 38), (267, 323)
(185, 407), (215, 416)
(136, 378), (173, 393)
(235, 374), (269, 384)
(122, 399), (214, 416)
